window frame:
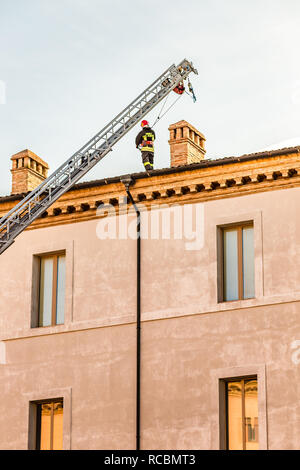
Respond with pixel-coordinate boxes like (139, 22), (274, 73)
(27, 387), (71, 450)
(34, 398), (64, 450)
(224, 375), (258, 450)
(213, 364), (267, 450)
(32, 250), (66, 328)
(218, 221), (254, 302)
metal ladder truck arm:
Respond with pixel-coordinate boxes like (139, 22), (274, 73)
(0, 59), (198, 255)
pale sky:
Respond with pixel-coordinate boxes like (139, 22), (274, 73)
(0, 0), (300, 196)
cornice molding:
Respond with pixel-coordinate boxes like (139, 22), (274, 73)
(1, 152), (300, 229)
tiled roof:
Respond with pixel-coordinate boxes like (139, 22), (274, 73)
(1, 146), (299, 202)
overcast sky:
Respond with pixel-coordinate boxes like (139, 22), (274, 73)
(0, 0), (300, 195)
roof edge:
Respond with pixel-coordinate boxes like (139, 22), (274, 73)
(1, 145), (299, 202)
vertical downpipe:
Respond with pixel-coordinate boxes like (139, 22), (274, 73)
(121, 176), (141, 450)
(136, 198), (141, 451)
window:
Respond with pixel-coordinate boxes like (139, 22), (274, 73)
(220, 223), (255, 301)
(35, 399), (64, 450)
(33, 252), (66, 327)
(225, 377), (258, 450)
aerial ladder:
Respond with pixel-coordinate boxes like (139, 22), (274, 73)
(0, 59), (198, 255)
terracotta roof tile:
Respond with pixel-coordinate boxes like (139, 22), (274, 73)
(1, 146), (299, 201)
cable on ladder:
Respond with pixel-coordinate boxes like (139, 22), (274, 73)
(152, 94), (170, 127)
(151, 94), (183, 128)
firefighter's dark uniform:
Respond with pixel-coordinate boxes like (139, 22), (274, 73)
(135, 126), (156, 172)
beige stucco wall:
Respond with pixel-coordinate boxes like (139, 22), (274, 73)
(0, 185), (300, 449)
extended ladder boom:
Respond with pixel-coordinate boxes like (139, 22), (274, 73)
(0, 59), (197, 255)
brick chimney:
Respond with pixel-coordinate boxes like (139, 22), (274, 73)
(168, 120), (206, 167)
(10, 149), (49, 195)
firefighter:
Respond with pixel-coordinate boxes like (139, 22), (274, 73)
(135, 120), (156, 174)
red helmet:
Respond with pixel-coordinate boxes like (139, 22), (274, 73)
(141, 120), (149, 127)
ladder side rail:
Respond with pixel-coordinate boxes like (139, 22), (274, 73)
(72, 67), (180, 157)
(0, 68), (186, 235)
(54, 64), (178, 162)
(0, 66), (183, 229)
(60, 65), (178, 157)
(89, 64), (176, 135)
(1, 83), (173, 233)
(0, 78), (180, 241)
(0, 65), (178, 227)
(0, 72), (182, 234)
(0, 60), (196, 251)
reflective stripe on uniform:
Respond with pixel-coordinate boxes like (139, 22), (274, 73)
(142, 132), (154, 152)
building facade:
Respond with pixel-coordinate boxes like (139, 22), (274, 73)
(0, 121), (300, 449)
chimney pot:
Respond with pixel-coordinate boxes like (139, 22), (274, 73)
(168, 120), (206, 168)
(10, 149), (49, 195)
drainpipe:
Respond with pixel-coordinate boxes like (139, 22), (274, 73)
(120, 175), (141, 451)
